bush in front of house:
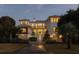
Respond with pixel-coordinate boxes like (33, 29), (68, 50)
(29, 37), (37, 41)
(43, 30), (57, 44)
(29, 31), (37, 42)
(43, 30), (54, 44)
(45, 39), (56, 44)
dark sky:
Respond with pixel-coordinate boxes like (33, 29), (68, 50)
(0, 4), (78, 24)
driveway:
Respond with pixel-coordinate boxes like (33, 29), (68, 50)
(14, 44), (49, 54)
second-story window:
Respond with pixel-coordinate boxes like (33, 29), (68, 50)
(20, 21), (29, 25)
(31, 23), (34, 28)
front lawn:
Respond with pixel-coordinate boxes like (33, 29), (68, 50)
(44, 44), (79, 54)
(0, 43), (26, 53)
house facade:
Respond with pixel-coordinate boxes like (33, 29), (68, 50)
(17, 16), (62, 42)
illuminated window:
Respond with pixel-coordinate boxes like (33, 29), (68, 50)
(56, 18), (59, 22)
(53, 27), (56, 32)
(38, 23), (42, 26)
(51, 18), (53, 22)
(42, 24), (45, 28)
(31, 24), (34, 27)
(51, 18), (58, 23)
(34, 29), (36, 33)
(21, 28), (26, 32)
(36, 24), (38, 28)
(38, 29), (42, 31)
(20, 21), (28, 25)
(44, 29), (47, 31)
(53, 18), (59, 23)
(53, 18), (56, 22)
(20, 21), (23, 24)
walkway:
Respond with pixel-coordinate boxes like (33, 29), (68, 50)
(14, 44), (48, 54)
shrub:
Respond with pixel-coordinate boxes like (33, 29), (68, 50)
(29, 37), (37, 41)
(29, 31), (37, 42)
(45, 39), (56, 44)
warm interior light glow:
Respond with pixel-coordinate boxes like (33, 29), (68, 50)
(54, 18), (59, 23)
(20, 21), (28, 25)
(50, 35), (53, 38)
(42, 24), (45, 28)
(21, 28), (26, 32)
(53, 27), (56, 32)
(50, 18), (59, 23)
(51, 18), (53, 22)
(59, 35), (63, 39)
(37, 44), (44, 49)
(44, 29), (47, 31)
(36, 24), (38, 28)
(31, 23), (34, 28)
(34, 29), (36, 33)
(56, 18), (59, 22)
(34, 23), (45, 28)
(38, 23), (42, 26)
(53, 18), (56, 22)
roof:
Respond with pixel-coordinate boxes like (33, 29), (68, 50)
(19, 19), (29, 21)
(48, 15), (60, 18)
(30, 20), (46, 23)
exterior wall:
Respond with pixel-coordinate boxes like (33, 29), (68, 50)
(17, 16), (62, 42)
(18, 34), (27, 40)
(30, 22), (47, 42)
(47, 16), (62, 42)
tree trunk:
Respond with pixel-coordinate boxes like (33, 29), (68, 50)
(10, 33), (12, 41)
(67, 34), (71, 49)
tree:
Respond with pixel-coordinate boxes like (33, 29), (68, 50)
(43, 30), (51, 43)
(0, 16), (16, 42)
(29, 31), (37, 41)
(58, 6), (79, 48)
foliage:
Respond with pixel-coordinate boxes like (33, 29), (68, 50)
(0, 16), (16, 42)
(58, 7), (79, 43)
(43, 30), (51, 42)
(29, 37), (37, 41)
(29, 31), (37, 41)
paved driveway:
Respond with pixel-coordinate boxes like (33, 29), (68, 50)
(14, 44), (49, 54)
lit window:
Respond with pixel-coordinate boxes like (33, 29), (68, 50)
(21, 28), (26, 32)
(53, 27), (56, 32)
(38, 23), (42, 26)
(51, 18), (53, 22)
(59, 35), (63, 39)
(34, 29), (36, 33)
(36, 24), (38, 28)
(20, 21), (28, 25)
(31, 24), (34, 27)
(42, 24), (45, 28)
(44, 29), (46, 32)
(20, 21), (23, 24)
(53, 18), (55, 22)
(38, 29), (42, 31)
(53, 18), (59, 23)
(56, 18), (59, 22)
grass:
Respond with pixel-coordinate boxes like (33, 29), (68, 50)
(0, 43), (79, 54)
(0, 43), (26, 53)
(44, 44), (79, 54)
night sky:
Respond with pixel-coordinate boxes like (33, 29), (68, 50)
(0, 4), (78, 24)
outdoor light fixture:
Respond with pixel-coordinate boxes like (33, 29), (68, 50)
(37, 44), (44, 49)
(59, 35), (63, 39)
